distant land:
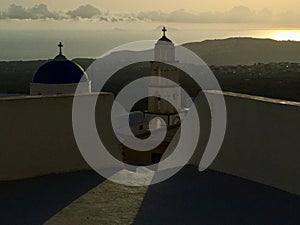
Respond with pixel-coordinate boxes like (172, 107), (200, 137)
(1, 37), (300, 102)
(184, 37), (300, 66)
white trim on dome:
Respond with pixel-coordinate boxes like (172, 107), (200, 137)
(30, 81), (91, 95)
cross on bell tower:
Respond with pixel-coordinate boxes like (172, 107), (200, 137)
(58, 42), (63, 55)
(162, 27), (167, 36)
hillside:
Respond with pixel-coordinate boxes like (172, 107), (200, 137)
(184, 38), (300, 66)
(1, 38), (300, 102)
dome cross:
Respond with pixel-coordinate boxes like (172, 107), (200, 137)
(162, 27), (167, 36)
(58, 42), (63, 55)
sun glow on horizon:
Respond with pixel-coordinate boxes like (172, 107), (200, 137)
(271, 30), (300, 41)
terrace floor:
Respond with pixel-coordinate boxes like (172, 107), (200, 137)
(0, 166), (299, 225)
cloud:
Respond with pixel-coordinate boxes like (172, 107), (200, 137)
(67, 4), (101, 18)
(1, 4), (300, 25)
(136, 7), (258, 23)
(27, 4), (59, 19)
(224, 6), (255, 22)
(140, 6), (300, 25)
(2, 4), (59, 19)
(4, 4), (30, 19)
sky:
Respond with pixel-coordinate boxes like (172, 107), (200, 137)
(1, 0), (300, 27)
(1, 0), (300, 12)
(1, 1), (300, 59)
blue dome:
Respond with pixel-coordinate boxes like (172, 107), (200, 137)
(33, 56), (89, 84)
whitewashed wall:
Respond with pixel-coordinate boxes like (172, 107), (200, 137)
(0, 93), (120, 180)
(0, 91), (299, 195)
(189, 92), (300, 195)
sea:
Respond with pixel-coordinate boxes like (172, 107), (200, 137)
(0, 21), (298, 61)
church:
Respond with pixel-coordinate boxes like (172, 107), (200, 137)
(25, 27), (184, 165)
(122, 27), (186, 165)
(26, 27), (189, 166)
(30, 42), (91, 95)
(0, 27), (297, 198)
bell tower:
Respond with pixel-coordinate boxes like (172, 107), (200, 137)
(146, 27), (182, 127)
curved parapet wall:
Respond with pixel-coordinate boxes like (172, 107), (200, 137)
(189, 91), (300, 195)
(0, 91), (299, 195)
(0, 93), (121, 181)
